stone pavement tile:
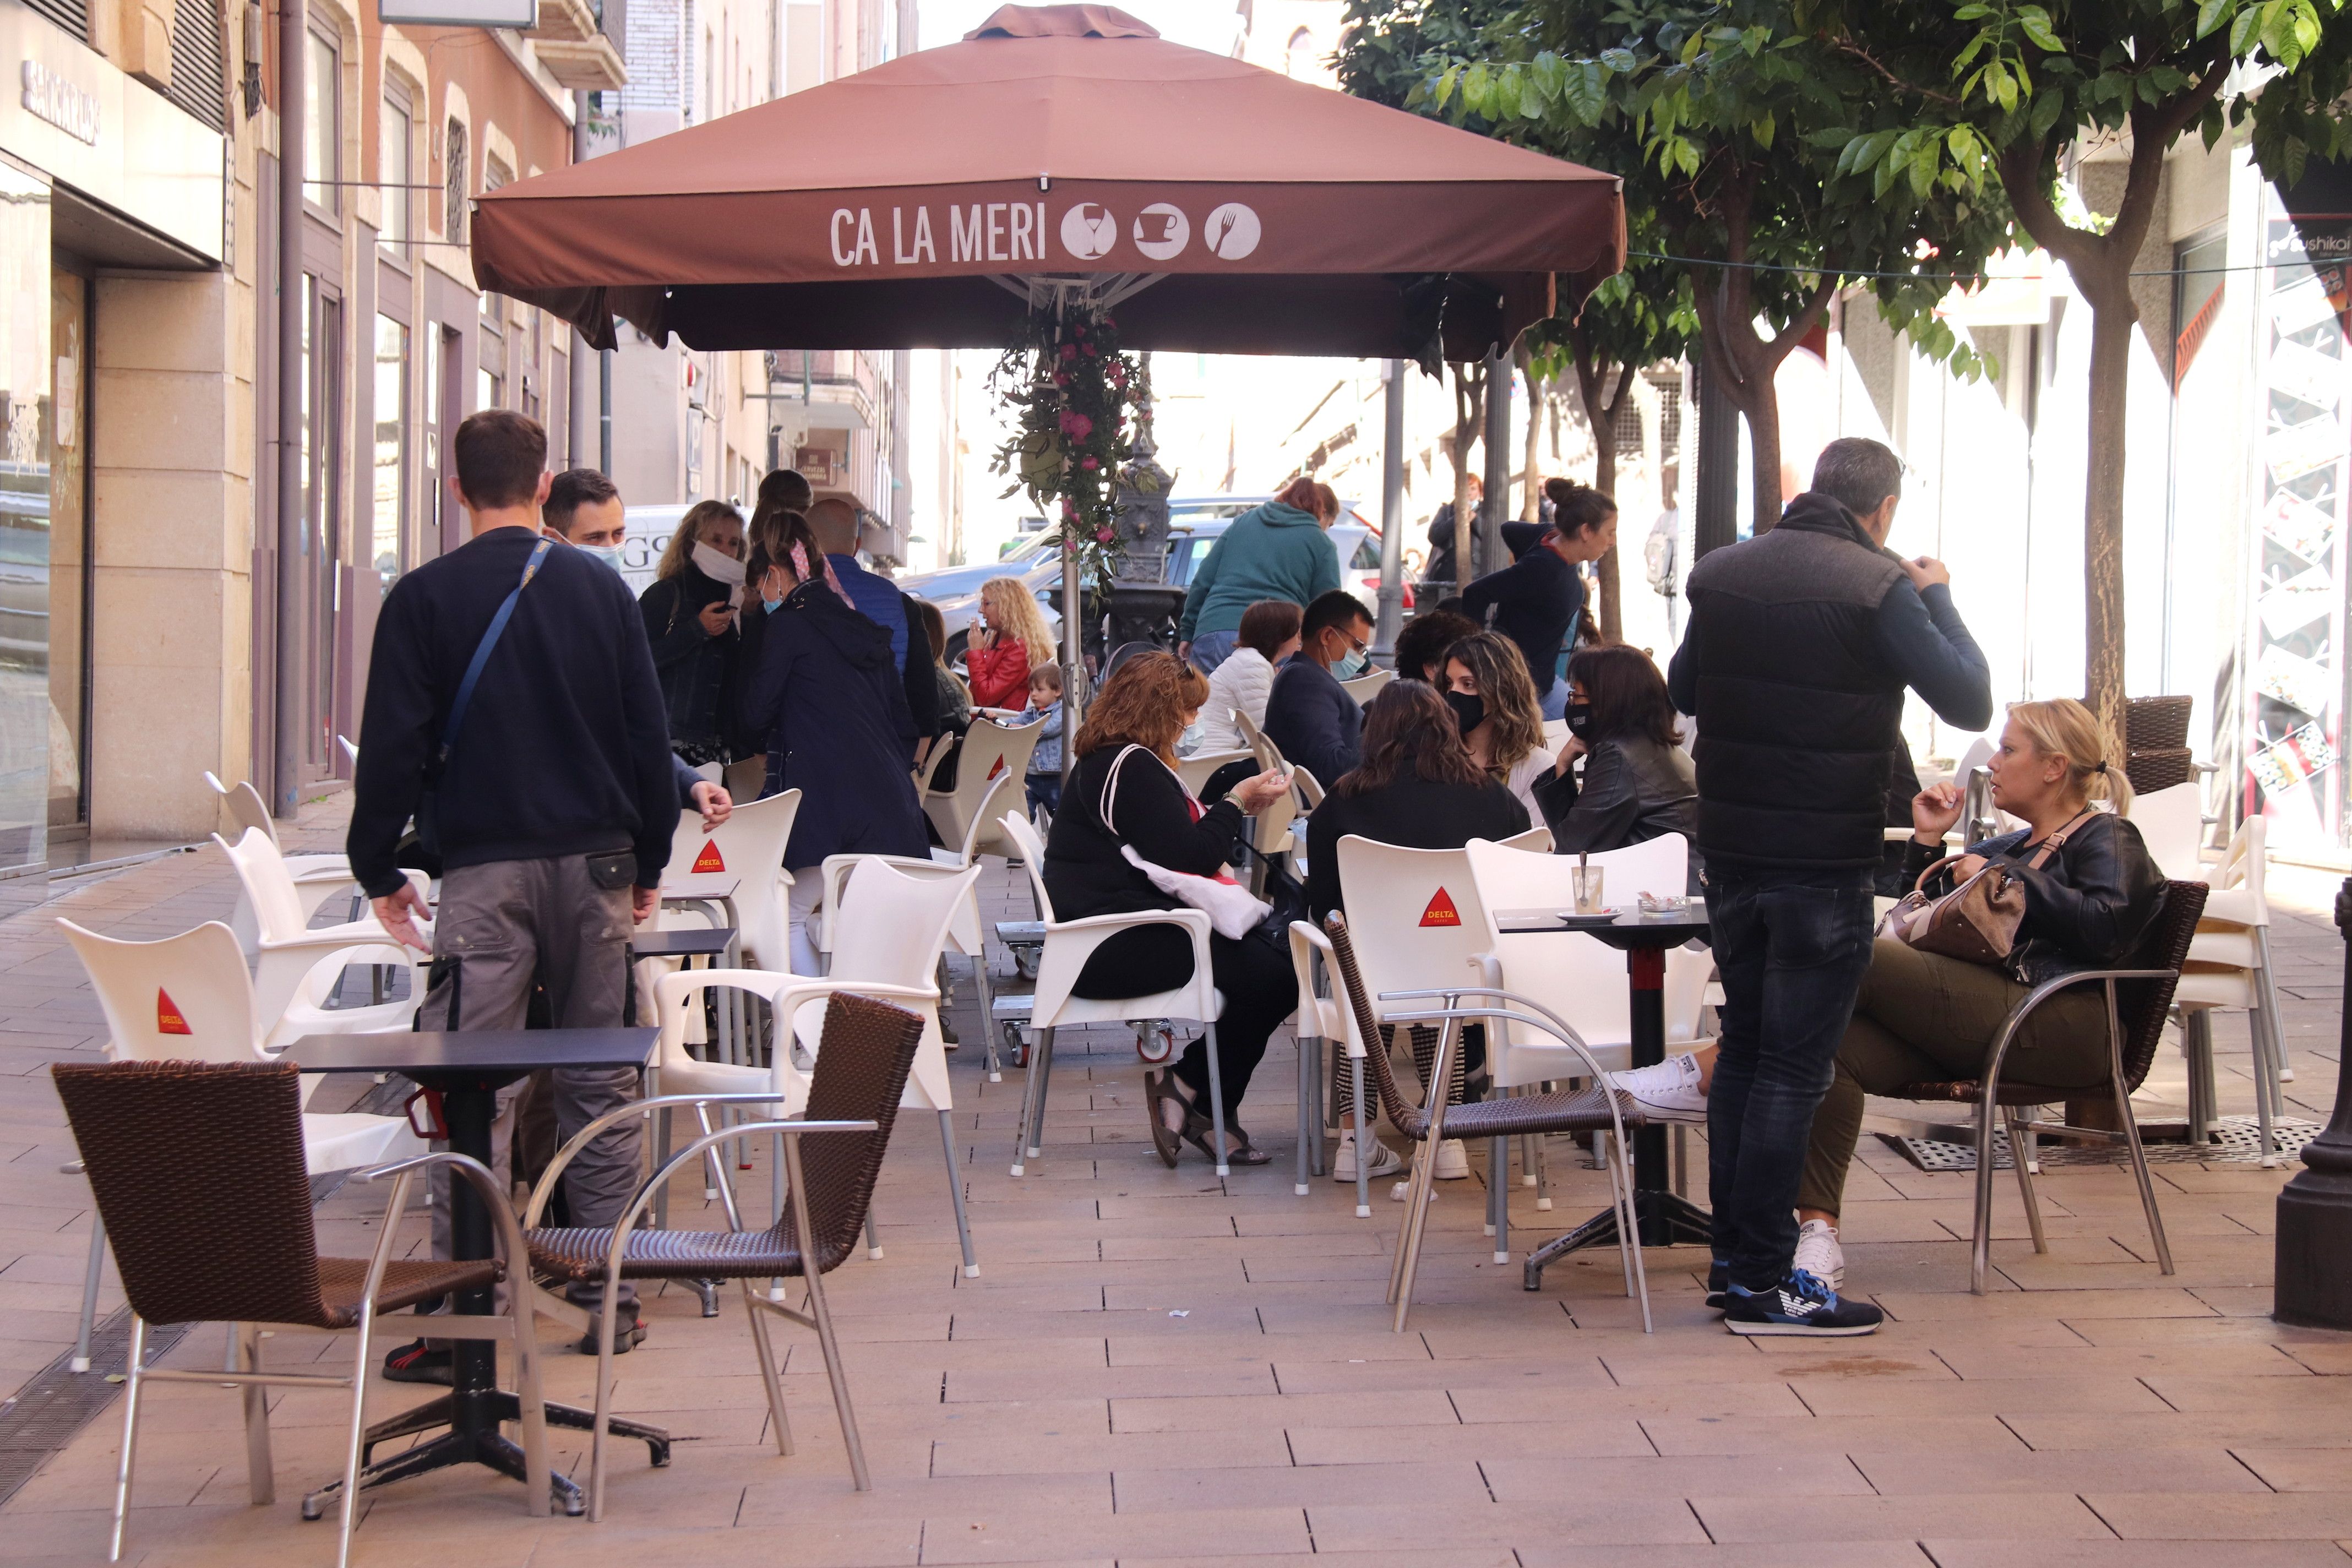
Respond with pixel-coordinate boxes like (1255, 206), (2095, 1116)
(912, 1504), (1312, 1564)
(1111, 1458), (1491, 1513)
(1303, 1498), (1711, 1550)
(1286, 1419), (1655, 1465)
(2231, 1449), (2352, 1492)
(1107, 1331), (1425, 1368)
(510, 1525), (931, 1568)
(945, 1306), (1265, 1341)
(1450, 1381), (1812, 1423)
(2283, 1341), (2352, 1373)
(1694, 1492), (2113, 1543)
(1874, 1288), (2215, 1321)
(1515, 1548), (1931, 1568)
(1480, 1451), (1875, 1500)
(2148, 1375), (2348, 1412)
(1265, 1354), (1614, 1395)
(1854, 1446), (2271, 1493)
(1109, 1389), (1458, 1433)
(2061, 1315), (2348, 1347)
(1123, 1552), (1517, 1568)
(931, 1428), (1292, 1477)
(1919, 1543), (2352, 1568)
(946, 1363), (1278, 1403)
(1785, 1375), (2172, 1417)
(1638, 1414), (2029, 1456)
(2084, 1491), (2352, 1539)
(1991, 1255), (2271, 1292)
(1610, 1347), (1952, 1385)
(732, 1470), (1109, 1525)
(1927, 1343), (2314, 1379)
(2007, 1410), (2352, 1449)
(2190, 1285), (2279, 1316)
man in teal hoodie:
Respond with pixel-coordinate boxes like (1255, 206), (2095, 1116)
(1177, 479), (1342, 673)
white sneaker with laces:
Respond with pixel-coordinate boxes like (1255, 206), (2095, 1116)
(1430, 1138), (1471, 1180)
(1611, 1053), (1708, 1124)
(1332, 1132), (1403, 1181)
(1792, 1218), (1844, 1289)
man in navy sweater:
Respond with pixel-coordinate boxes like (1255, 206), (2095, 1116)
(350, 410), (676, 1373)
(1262, 590), (1374, 789)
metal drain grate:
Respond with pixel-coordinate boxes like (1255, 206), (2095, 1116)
(1883, 1115), (2324, 1173)
(0, 1313), (193, 1507)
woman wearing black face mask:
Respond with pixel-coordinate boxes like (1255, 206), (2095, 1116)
(1531, 643), (1701, 889)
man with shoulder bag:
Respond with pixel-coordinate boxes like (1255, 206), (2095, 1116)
(1666, 438), (1992, 1336)
(349, 411), (677, 1378)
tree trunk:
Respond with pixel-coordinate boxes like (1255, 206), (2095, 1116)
(1593, 412), (1621, 642)
(1743, 383), (1785, 535)
(1449, 362), (1484, 594)
(2081, 290), (2133, 742)
(1521, 362), (1545, 524)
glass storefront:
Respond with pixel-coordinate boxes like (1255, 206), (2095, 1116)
(0, 159), (52, 873)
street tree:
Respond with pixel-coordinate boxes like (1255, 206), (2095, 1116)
(1823, 0), (2352, 729)
(1341, 0), (2011, 541)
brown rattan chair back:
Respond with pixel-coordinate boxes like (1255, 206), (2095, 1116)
(2115, 879), (2208, 1093)
(785, 993), (926, 1272)
(51, 1060), (335, 1329)
(1321, 912), (1429, 1142)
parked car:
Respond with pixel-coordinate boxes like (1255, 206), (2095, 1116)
(899, 496), (1377, 663)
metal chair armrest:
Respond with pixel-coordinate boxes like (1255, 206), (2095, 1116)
(524, 1092), (830, 1227)
(1375, 1003), (1638, 1152)
(357, 1150), (528, 1310)
(602, 1119), (879, 1255)
(1979, 968), (2175, 1095)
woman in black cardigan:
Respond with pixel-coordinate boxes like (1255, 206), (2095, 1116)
(1043, 653), (1295, 1167)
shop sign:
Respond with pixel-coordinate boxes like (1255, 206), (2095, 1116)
(20, 59), (96, 145)
(377, 0), (540, 28)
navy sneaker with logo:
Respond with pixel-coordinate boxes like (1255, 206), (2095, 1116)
(1721, 1269), (1882, 1336)
(1705, 1257), (1729, 1310)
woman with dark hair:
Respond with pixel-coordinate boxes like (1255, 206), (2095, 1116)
(1533, 643), (1700, 885)
(639, 499), (745, 765)
(743, 507), (928, 972)
(1175, 476), (1343, 674)
(1304, 680), (1530, 1183)
(1391, 608), (1478, 687)
(910, 597), (971, 790)
(1195, 598), (1303, 753)
(1442, 630), (1557, 821)
(1461, 478), (1619, 720)
(1043, 652), (1297, 1166)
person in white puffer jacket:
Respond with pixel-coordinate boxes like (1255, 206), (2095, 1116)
(1194, 598), (1302, 753)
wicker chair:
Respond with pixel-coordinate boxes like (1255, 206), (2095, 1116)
(1314, 913), (1656, 1332)
(1881, 879), (2207, 1294)
(50, 1060), (543, 1568)
(521, 990), (925, 1520)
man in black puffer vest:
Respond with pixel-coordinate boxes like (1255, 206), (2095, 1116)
(1668, 438), (1991, 1336)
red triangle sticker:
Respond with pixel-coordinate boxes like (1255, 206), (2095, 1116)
(691, 840), (726, 874)
(1418, 888), (1461, 928)
(156, 988), (192, 1036)
(987, 755), (1007, 780)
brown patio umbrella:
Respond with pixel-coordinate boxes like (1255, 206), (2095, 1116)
(471, 3), (1625, 362)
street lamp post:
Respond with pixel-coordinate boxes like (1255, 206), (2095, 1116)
(2273, 875), (2352, 1328)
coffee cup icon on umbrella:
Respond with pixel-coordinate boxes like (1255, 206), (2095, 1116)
(1133, 203), (1190, 261)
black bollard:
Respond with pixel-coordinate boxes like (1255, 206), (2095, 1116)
(2274, 875), (2352, 1328)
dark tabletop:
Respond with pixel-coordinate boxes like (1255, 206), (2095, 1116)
(628, 927), (737, 959)
(1494, 902), (1711, 950)
(279, 1028), (658, 1075)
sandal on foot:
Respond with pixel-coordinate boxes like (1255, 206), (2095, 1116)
(1145, 1069), (1195, 1168)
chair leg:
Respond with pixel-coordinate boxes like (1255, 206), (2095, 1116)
(2113, 1063), (2176, 1278)
(110, 1315), (149, 1561)
(1616, 1137), (1653, 1332)
(1308, 1039), (1326, 1177)
(504, 1282), (550, 1516)
(72, 1216), (105, 1373)
(974, 947), (1002, 1084)
(1534, 1130), (1553, 1211)
(238, 1322), (273, 1506)
(1295, 1035), (1315, 1197)
(654, 1106), (674, 1229)
(2248, 1003), (2280, 1168)
(2183, 1010), (2215, 1145)
(1202, 1022), (1230, 1179)
(740, 1280), (793, 1456)
(589, 1262), (625, 1522)
(1391, 1023), (1455, 1332)
(1521, 1134), (1538, 1186)
(2255, 925), (2295, 1082)
(1490, 1136), (1509, 1264)
(1970, 1097), (1998, 1296)
(1012, 1028), (1054, 1174)
(1349, 1054), (1373, 1219)
(2003, 1108), (2048, 1255)
(1607, 1142), (1637, 1300)
(864, 1210), (883, 1261)
(940, 1109), (978, 1277)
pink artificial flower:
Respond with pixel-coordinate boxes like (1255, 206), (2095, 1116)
(1081, 456), (1098, 470)
(1053, 372), (1068, 386)
(1058, 410), (1094, 440)
(1096, 527), (1115, 542)
(1059, 343), (1077, 361)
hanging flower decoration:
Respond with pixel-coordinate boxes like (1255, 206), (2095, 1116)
(989, 305), (1152, 591)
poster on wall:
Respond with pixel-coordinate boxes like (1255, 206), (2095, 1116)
(2246, 210), (2352, 850)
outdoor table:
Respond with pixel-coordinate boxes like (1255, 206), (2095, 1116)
(279, 1028), (671, 1520)
(629, 923), (741, 1233)
(1491, 903), (1717, 1288)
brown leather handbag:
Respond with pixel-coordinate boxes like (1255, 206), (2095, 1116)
(1878, 811), (2097, 966)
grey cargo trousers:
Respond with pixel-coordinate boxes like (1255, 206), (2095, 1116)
(424, 852), (643, 1309)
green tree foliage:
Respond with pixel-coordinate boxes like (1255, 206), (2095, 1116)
(1341, 0), (2014, 536)
(1819, 0), (2352, 731)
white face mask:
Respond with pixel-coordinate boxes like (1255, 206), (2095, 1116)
(693, 541), (746, 585)
(578, 542), (624, 573)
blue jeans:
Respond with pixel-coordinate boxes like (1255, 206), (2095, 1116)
(1704, 872), (1877, 1292)
(1187, 628), (1240, 674)
(1538, 679), (1570, 721)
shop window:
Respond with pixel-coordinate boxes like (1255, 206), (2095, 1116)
(380, 89), (411, 255)
(373, 315), (408, 590)
(302, 30), (339, 213)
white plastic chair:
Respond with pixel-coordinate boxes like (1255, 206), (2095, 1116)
(213, 829), (428, 1050)
(57, 918), (426, 1372)
(660, 789), (801, 971)
(1234, 707), (1286, 775)
(1175, 749), (1253, 797)
(925, 717), (1045, 858)
(1338, 667), (1396, 705)
(817, 773), (1016, 1079)
(1286, 920), (1365, 1211)
(997, 812), (1241, 1176)
(203, 774), (358, 954)
(797, 859), (986, 1274)
(2166, 812), (2293, 1164)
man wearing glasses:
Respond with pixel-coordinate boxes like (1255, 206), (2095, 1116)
(1262, 590), (1374, 791)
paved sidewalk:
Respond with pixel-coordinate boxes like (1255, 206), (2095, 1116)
(0, 795), (2342, 1567)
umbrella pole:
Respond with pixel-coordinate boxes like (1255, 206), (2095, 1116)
(1374, 360), (1406, 665)
(1060, 527), (1081, 798)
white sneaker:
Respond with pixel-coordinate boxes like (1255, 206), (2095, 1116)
(1332, 1133), (1402, 1181)
(1430, 1138), (1471, 1180)
(1792, 1218), (1845, 1289)
(1613, 1053), (1708, 1124)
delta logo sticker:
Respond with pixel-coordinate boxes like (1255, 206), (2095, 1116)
(691, 840), (726, 874)
(156, 988), (192, 1035)
(1418, 889), (1461, 928)
(987, 755), (1008, 781)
